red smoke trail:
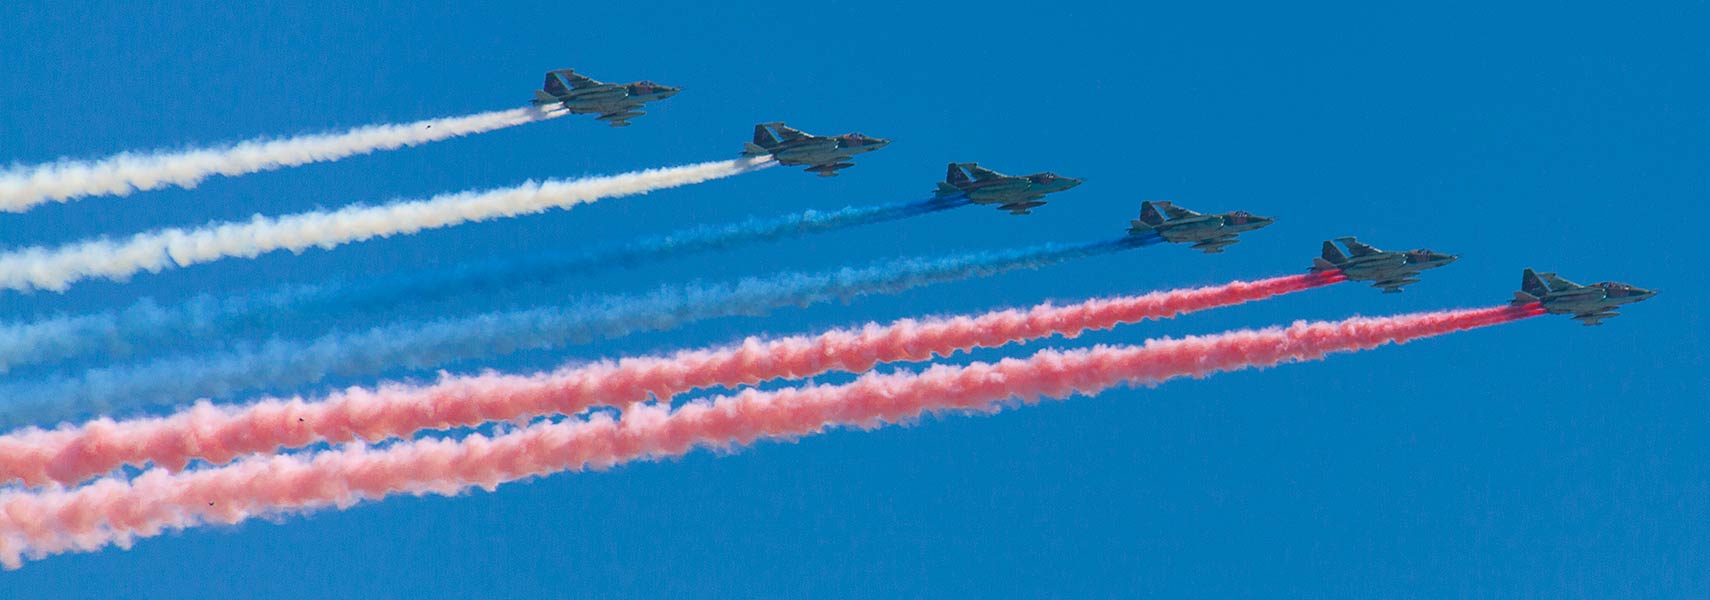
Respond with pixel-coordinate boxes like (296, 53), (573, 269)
(0, 272), (1343, 488)
(0, 303), (1539, 569)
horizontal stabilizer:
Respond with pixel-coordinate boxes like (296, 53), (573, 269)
(532, 90), (560, 105)
(743, 143), (772, 157)
(1311, 257), (1339, 272)
(935, 182), (964, 197)
(1512, 291), (1540, 305)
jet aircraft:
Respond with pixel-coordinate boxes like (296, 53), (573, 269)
(1513, 269), (1655, 326)
(1127, 201), (1274, 253)
(741, 122), (889, 176)
(932, 163), (1083, 214)
(1311, 237), (1458, 293)
(531, 69), (680, 127)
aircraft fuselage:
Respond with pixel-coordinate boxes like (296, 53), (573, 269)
(1337, 253), (1410, 280)
(1153, 217), (1231, 243)
(1541, 288), (1645, 315)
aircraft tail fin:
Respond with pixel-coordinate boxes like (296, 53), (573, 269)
(1320, 240), (1348, 265)
(1137, 201), (1166, 227)
(543, 70), (574, 97)
(1521, 268), (1550, 297)
(751, 124), (780, 149)
(945, 163), (974, 187)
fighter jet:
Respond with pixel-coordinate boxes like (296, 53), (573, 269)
(1310, 237), (1458, 293)
(1127, 201), (1274, 253)
(531, 69), (680, 127)
(1512, 269), (1656, 326)
(931, 163), (1083, 215)
(741, 122), (889, 177)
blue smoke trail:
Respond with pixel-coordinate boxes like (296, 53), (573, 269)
(0, 195), (971, 375)
(0, 233), (1161, 425)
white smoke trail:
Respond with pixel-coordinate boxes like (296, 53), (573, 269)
(0, 106), (566, 213)
(0, 157), (773, 293)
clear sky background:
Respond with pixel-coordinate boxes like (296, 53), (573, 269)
(1, 1), (1706, 597)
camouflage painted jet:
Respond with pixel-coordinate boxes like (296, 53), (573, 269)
(531, 69), (680, 127)
(1513, 268), (1655, 326)
(931, 163), (1083, 215)
(1127, 201), (1274, 253)
(1311, 237), (1458, 293)
(741, 122), (889, 177)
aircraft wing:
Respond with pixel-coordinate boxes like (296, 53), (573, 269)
(1573, 311), (1618, 326)
(1158, 202), (1202, 220)
(561, 70), (606, 90)
(767, 123), (814, 142)
(1539, 272), (1585, 291)
(802, 160), (857, 177)
(965, 165), (1007, 181)
(1372, 277), (1420, 293)
(1338, 237), (1382, 257)
(996, 201), (1047, 215)
(595, 106), (645, 126)
(1191, 235), (1240, 254)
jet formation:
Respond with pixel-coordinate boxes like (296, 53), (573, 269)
(528, 67), (1655, 326)
(1313, 237), (1458, 293)
(1129, 201), (1275, 253)
(1514, 269), (1656, 326)
(741, 122), (890, 177)
(532, 69), (681, 127)
(932, 163), (1083, 215)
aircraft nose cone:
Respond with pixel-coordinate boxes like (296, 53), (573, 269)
(1063, 177), (1084, 189)
(1437, 253), (1459, 265)
(1634, 287), (1658, 299)
(868, 138), (892, 149)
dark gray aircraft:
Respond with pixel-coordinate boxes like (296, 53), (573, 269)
(741, 122), (890, 176)
(932, 163), (1083, 215)
(531, 69), (680, 127)
(1311, 237), (1458, 293)
(1128, 201), (1274, 253)
(1513, 269), (1656, 326)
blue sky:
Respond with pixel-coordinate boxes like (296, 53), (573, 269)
(1, 1), (1706, 597)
